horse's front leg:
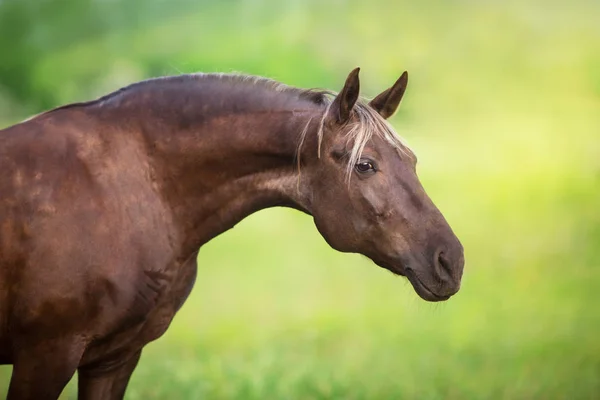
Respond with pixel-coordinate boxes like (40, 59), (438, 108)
(7, 338), (85, 400)
(77, 351), (142, 400)
(76, 254), (197, 400)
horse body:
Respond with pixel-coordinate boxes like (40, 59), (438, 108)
(0, 71), (464, 399)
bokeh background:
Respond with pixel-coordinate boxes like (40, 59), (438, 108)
(0, 0), (598, 398)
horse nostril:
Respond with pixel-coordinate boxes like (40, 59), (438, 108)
(435, 250), (453, 281)
(438, 252), (450, 272)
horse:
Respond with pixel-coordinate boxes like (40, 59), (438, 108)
(0, 68), (464, 399)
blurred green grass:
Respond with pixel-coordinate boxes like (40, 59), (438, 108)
(0, 0), (599, 398)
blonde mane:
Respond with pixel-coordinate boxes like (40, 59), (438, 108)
(297, 93), (414, 183)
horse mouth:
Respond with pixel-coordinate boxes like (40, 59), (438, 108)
(372, 258), (450, 301)
(404, 269), (451, 302)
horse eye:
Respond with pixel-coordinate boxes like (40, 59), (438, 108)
(355, 161), (375, 173)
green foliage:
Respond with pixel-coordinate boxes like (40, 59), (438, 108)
(1, 0), (598, 398)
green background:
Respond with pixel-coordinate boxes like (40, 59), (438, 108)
(0, 0), (598, 398)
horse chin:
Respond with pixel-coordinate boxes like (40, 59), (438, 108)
(404, 269), (451, 302)
(371, 257), (452, 302)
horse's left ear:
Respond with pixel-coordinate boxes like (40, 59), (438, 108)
(369, 71), (408, 119)
(330, 67), (361, 124)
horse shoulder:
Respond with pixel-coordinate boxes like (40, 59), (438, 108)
(2, 110), (181, 340)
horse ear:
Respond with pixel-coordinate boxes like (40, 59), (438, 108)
(369, 71), (408, 119)
(330, 67), (361, 124)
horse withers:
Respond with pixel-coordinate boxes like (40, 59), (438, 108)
(0, 68), (464, 399)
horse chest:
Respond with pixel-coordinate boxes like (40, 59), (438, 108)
(82, 258), (199, 364)
(170, 256), (199, 312)
(133, 256), (198, 343)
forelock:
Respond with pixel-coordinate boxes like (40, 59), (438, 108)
(298, 94), (414, 182)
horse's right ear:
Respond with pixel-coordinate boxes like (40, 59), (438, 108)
(329, 67), (361, 124)
(369, 71), (408, 119)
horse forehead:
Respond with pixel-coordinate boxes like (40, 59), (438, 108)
(364, 135), (403, 159)
(373, 135), (417, 166)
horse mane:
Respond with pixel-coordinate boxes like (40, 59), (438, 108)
(27, 73), (329, 121)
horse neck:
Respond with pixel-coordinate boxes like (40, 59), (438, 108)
(139, 105), (321, 256)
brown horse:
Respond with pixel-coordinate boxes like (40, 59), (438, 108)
(0, 68), (464, 399)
